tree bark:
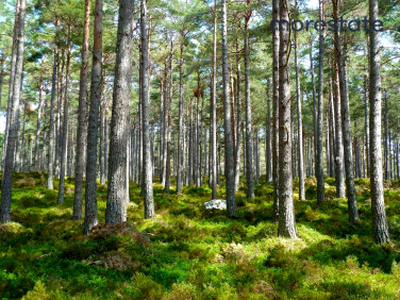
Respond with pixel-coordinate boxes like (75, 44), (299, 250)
(177, 35), (185, 194)
(266, 78), (272, 182)
(73, 0), (91, 221)
(47, 39), (58, 190)
(57, 34), (71, 205)
(0, 0), (26, 223)
(369, 0), (390, 244)
(84, 0), (102, 234)
(244, 8), (254, 198)
(332, 0), (359, 222)
(294, 15), (305, 200)
(278, 0), (296, 238)
(272, 0), (280, 221)
(332, 59), (345, 198)
(221, 0), (236, 216)
(106, 0), (135, 224)
(140, 0), (155, 219)
(316, 0), (325, 205)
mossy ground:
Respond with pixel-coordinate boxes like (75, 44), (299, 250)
(1, 172), (400, 299)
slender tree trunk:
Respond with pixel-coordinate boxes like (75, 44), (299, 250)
(221, 0), (236, 216)
(140, 0), (155, 219)
(384, 91), (389, 180)
(177, 37), (185, 194)
(0, 0), (26, 223)
(84, 0), (102, 234)
(34, 74), (44, 170)
(364, 76), (370, 177)
(278, 0), (296, 238)
(47, 42), (58, 190)
(234, 40), (242, 191)
(294, 16), (305, 200)
(73, 0), (91, 220)
(332, 0), (359, 222)
(369, 0), (390, 244)
(266, 78), (272, 182)
(244, 9), (254, 199)
(106, 0), (135, 224)
(272, 0), (280, 221)
(209, 1), (217, 199)
(316, 0), (325, 205)
(57, 35), (71, 205)
(332, 59), (345, 198)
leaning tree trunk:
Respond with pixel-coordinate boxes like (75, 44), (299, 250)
(0, 0), (26, 223)
(84, 0), (102, 235)
(73, 0), (91, 221)
(221, 0), (237, 216)
(368, 0), (390, 244)
(272, 0), (280, 221)
(140, 0), (155, 219)
(106, 0), (135, 224)
(278, 0), (296, 238)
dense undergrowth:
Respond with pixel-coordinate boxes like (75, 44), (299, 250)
(1, 172), (400, 299)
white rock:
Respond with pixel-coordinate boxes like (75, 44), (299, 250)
(204, 199), (227, 210)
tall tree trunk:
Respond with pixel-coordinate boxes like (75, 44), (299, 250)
(316, 0), (325, 205)
(278, 0), (296, 238)
(294, 15), (305, 200)
(234, 40), (242, 191)
(177, 36), (185, 194)
(364, 76), (370, 177)
(221, 0), (237, 216)
(84, 0), (102, 234)
(332, 0), (359, 223)
(47, 41), (58, 190)
(73, 0), (91, 220)
(368, 0), (390, 244)
(0, 0), (26, 223)
(34, 74), (44, 170)
(57, 34), (71, 205)
(272, 0), (280, 221)
(265, 78), (272, 182)
(106, 0), (135, 224)
(384, 91), (389, 180)
(140, 0), (155, 219)
(244, 8), (254, 199)
(209, 1), (217, 199)
(332, 58), (345, 198)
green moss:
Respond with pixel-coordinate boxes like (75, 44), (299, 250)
(1, 173), (400, 298)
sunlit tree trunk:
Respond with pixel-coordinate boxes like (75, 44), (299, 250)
(278, 0), (296, 238)
(73, 0), (91, 220)
(57, 31), (71, 205)
(369, 0), (390, 244)
(84, 0), (102, 234)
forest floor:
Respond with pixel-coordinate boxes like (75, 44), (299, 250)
(1, 173), (400, 299)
